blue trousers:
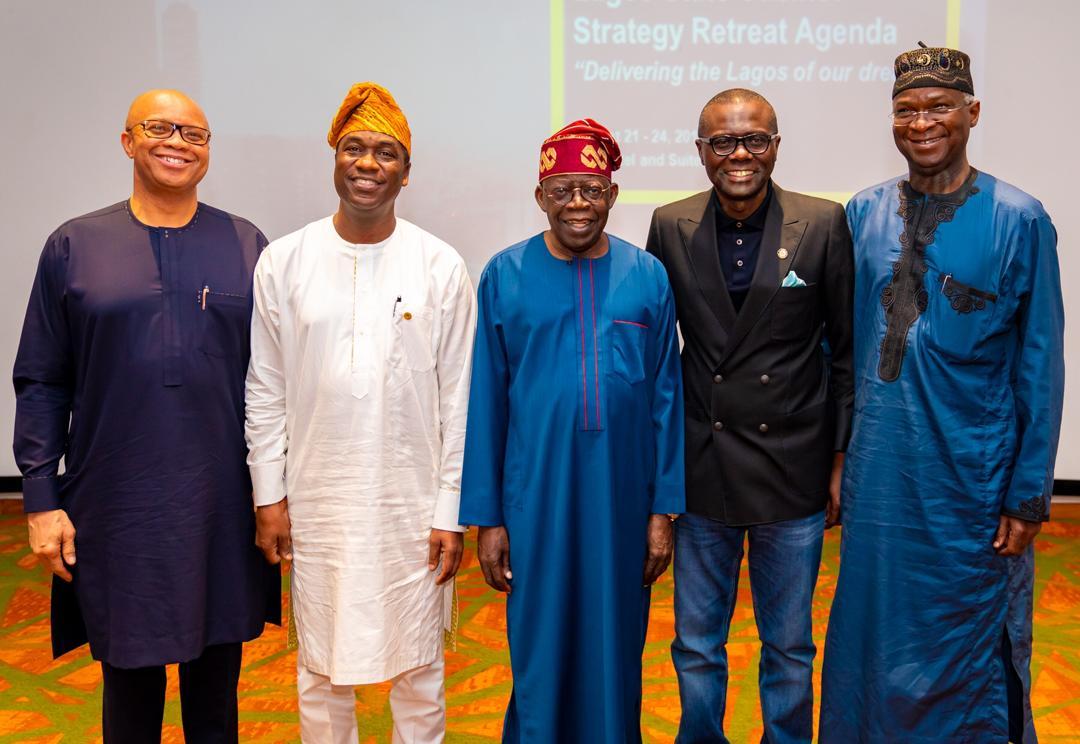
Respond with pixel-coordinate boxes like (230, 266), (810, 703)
(672, 511), (824, 744)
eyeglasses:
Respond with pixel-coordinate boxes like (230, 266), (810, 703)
(543, 184), (612, 206)
(127, 119), (212, 145)
(890, 104), (968, 126)
(696, 133), (779, 157)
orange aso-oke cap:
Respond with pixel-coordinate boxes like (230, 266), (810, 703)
(539, 118), (622, 182)
(327, 82), (411, 154)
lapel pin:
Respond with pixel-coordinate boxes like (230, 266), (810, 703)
(403, 311), (413, 320)
(777, 248), (789, 260)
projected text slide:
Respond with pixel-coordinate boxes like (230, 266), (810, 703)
(553, 0), (960, 201)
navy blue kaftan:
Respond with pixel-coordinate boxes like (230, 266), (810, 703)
(460, 235), (685, 743)
(13, 201), (280, 668)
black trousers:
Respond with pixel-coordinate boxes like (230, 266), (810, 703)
(101, 642), (243, 744)
(1002, 630), (1025, 744)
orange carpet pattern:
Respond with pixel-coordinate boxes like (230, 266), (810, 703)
(0, 501), (1078, 742)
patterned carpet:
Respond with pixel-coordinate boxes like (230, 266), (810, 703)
(1, 500), (1078, 743)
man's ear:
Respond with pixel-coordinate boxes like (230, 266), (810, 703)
(968, 99), (981, 129)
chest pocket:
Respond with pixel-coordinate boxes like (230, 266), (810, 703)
(770, 283), (818, 341)
(389, 304), (436, 372)
(924, 273), (998, 362)
(197, 287), (251, 358)
(610, 320), (648, 385)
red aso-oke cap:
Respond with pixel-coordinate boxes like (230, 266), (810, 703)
(539, 118), (622, 182)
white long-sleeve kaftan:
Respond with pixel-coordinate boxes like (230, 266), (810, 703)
(245, 216), (475, 684)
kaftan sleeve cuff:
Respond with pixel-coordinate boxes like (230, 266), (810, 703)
(432, 488), (466, 533)
(250, 461), (287, 507)
(1002, 496), (1051, 523)
(650, 481), (686, 516)
(22, 476), (60, 513)
(457, 497), (505, 528)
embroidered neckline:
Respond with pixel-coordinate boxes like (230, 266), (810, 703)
(877, 169), (979, 381)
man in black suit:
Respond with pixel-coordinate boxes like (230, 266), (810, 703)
(646, 88), (853, 744)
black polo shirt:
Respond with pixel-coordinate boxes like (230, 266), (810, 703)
(716, 185), (772, 312)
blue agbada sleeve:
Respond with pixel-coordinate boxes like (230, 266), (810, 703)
(649, 277), (685, 515)
(459, 265), (510, 527)
(1001, 212), (1064, 521)
(13, 233), (73, 513)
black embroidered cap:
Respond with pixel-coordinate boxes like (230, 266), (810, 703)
(893, 41), (974, 97)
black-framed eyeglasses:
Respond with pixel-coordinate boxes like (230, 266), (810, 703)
(543, 184), (612, 206)
(889, 103), (968, 126)
(696, 133), (779, 157)
(127, 119), (212, 146)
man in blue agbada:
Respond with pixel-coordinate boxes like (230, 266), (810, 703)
(820, 44), (1064, 743)
(459, 120), (685, 742)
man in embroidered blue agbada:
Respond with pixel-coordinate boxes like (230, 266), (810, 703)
(820, 45), (1064, 743)
(13, 90), (279, 743)
(459, 120), (685, 743)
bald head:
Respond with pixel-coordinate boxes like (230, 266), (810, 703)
(121, 88), (211, 209)
(698, 88), (778, 135)
(125, 89), (207, 130)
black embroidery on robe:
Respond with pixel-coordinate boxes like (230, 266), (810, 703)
(877, 170), (980, 381)
(1017, 496), (1048, 521)
(940, 274), (998, 313)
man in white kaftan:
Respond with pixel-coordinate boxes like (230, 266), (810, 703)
(245, 82), (475, 743)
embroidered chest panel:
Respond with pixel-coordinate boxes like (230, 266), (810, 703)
(877, 173), (979, 381)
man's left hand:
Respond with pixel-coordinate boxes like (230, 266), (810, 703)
(825, 452), (845, 529)
(993, 515), (1042, 556)
(643, 514), (674, 585)
(428, 529), (464, 585)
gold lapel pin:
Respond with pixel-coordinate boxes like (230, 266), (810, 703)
(403, 311), (413, 320)
(777, 248), (789, 260)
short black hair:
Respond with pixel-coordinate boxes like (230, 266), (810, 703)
(698, 88), (779, 135)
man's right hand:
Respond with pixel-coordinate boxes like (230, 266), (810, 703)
(477, 525), (512, 593)
(27, 509), (77, 582)
(255, 498), (292, 566)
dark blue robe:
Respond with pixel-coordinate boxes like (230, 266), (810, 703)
(13, 201), (280, 668)
(460, 235), (685, 743)
(820, 172), (1064, 743)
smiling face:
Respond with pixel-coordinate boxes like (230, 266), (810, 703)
(333, 131), (410, 222)
(121, 90), (210, 197)
(892, 87), (979, 190)
(698, 98), (779, 216)
(535, 174), (618, 256)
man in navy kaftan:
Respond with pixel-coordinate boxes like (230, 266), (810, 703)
(460, 120), (684, 743)
(820, 46), (1064, 744)
(14, 90), (279, 743)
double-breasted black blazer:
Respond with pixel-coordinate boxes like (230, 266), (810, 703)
(646, 183), (854, 525)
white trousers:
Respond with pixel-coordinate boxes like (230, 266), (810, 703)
(297, 652), (447, 744)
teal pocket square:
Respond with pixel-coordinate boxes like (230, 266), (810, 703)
(781, 270), (807, 288)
